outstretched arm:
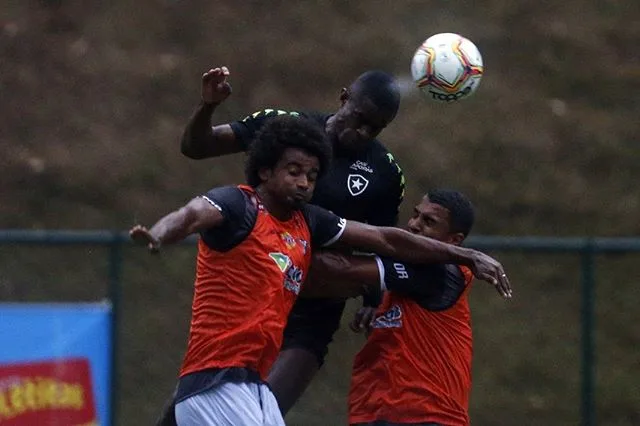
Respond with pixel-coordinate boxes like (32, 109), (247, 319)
(180, 66), (245, 159)
(333, 221), (511, 295)
(301, 251), (381, 298)
(129, 197), (224, 251)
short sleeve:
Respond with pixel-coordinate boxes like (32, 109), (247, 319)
(377, 258), (467, 311)
(302, 204), (346, 249)
(199, 186), (257, 251)
(229, 109), (303, 150)
(366, 152), (405, 226)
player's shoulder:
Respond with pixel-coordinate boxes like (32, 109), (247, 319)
(300, 201), (329, 221)
(367, 139), (403, 176)
(240, 108), (327, 124)
(204, 184), (244, 198)
(202, 185), (250, 210)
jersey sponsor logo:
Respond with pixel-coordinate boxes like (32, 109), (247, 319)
(372, 304), (403, 329)
(280, 232), (296, 249)
(269, 252), (304, 294)
(269, 252), (291, 272)
(347, 174), (369, 196)
(297, 238), (308, 254)
(284, 264), (304, 295)
(349, 160), (373, 174)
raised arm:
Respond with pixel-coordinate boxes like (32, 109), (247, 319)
(335, 221), (511, 294)
(129, 197), (224, 251)
(180, 66), (245, 159)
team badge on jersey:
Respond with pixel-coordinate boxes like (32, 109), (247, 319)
(280, 232), (296, 249)
(372, 304), (403, 328)
(347, 174), (369, 196)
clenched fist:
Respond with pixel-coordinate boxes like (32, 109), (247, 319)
(201, 66), (232, 105)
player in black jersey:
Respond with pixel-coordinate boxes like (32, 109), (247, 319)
(175, 66), (405, 418)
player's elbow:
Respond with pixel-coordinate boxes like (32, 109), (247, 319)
(174, 203), (202, 234)
(180, 137), (206, 159)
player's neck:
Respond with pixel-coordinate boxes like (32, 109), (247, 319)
(255, 186), (294, 222)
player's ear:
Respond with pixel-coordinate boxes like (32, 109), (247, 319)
(258, 167), (273, 183)
(448, 232), (465, 246)
(339, 88), (350, 105)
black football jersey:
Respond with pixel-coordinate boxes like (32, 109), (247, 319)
(230, 109), (405, 226)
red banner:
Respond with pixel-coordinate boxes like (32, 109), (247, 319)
(0, 358), (98, 426)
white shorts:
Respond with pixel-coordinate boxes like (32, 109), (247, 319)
(175, 381), (285, 426)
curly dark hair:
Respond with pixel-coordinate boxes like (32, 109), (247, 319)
(427, 189), (476, 237)
(245, 115), (332, 188)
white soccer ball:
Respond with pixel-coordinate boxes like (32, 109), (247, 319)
(410, 33), (484, 102)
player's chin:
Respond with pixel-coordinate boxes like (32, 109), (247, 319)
(288, 195), (310, 210)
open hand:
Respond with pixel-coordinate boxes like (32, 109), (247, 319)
(468, 250), (512, 299)
(129, 225), (161, 253)
(202, 66), (232, 105)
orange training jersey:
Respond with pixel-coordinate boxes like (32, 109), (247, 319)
(179, 185), (345, 380)
(349, 263), (474, 426)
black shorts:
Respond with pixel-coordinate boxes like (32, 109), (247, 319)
(281, 297), (347, 366)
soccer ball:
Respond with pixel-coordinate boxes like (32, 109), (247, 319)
(410, 33), (484, 102)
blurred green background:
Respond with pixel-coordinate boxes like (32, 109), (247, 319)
(1, 1), (639, 425)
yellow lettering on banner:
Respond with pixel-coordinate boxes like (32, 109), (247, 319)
(0, 390), (14, 419)
(0, 376), (87, 419)
(59, 383), (84, 409)
(9, 384), (26, 416)
(22, 379), (38, 411)
(37, 377), (57, 408)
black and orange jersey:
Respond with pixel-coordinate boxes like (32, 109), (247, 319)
(231, 109), (406, 366)
(230, 109), (404, 226)
(349, 261), (474, 426)
(179, 185), (345, 380)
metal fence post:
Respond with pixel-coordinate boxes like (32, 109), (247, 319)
(581, 239), (596, 426)
(108, 233), (123, 426)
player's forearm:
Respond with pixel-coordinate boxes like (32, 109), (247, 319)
(301, 253), (380, 298)
(180, 102), (218, 159)
(147, 208), (198, 246)
(379, 227), (477, 267)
